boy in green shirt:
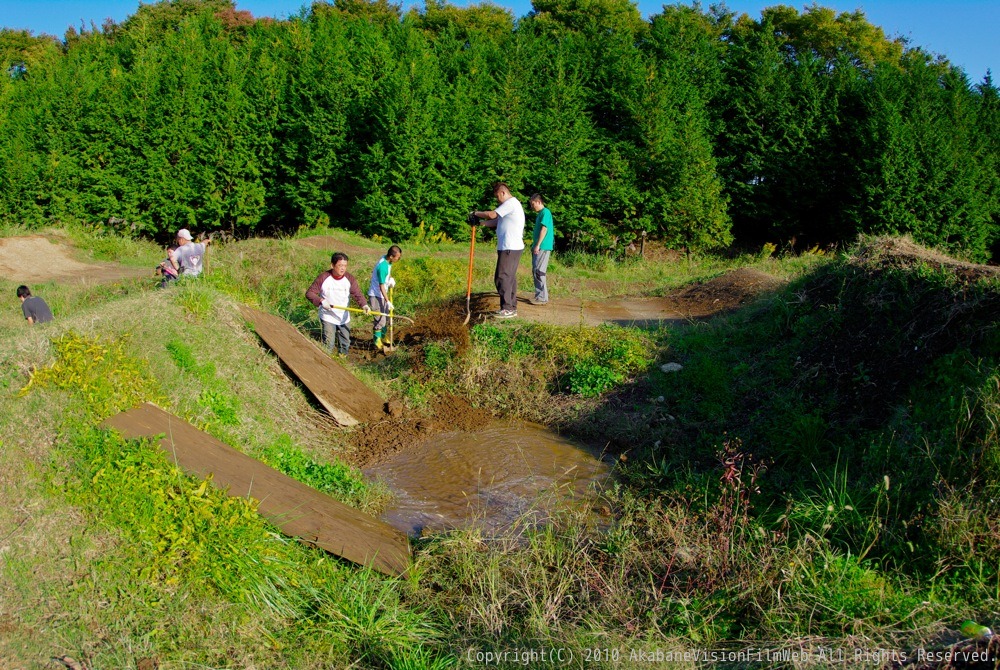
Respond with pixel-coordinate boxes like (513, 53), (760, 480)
(367, 245), (402, 350)
(529, 193), (554, 305)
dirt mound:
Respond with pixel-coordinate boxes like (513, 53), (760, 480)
(786, 242), (1000, 432)
(854, 237), (1000, 282)
(0, 235), (148, 284)
(662, 267), (785, 317)
(395, 298), (471, 355)
(346, 302), (485, 466)
(349, 393), (492, 466)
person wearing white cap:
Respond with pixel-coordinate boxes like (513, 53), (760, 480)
(172, 228), (210, 277)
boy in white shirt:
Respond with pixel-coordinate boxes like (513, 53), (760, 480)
(305, 252), (370, 356)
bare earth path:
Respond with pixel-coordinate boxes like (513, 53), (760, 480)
(474, 292), (686, 327)
(298, 235), (785, 326)
(466, 267), (785, 327)
(0, 235), (149, 284)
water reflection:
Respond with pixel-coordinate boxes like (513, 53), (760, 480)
(365, 422), (611, 537)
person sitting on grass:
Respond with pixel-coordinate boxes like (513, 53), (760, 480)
(172, 228), (210, 277)
(367, 245), (402, 350)
(156, 244), (179, 288)
(17, 285), (54, 325)
(305, 252), (370, 358)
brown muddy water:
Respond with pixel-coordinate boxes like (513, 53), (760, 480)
(364, 422), (612, 537)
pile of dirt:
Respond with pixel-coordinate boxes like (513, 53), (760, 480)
(394, 298), (471, 355)
(785, 240), (1000, 431)
(349, 393), (492, 467)
(855, 236), (1000, 283)
(661, 267), (785, 317)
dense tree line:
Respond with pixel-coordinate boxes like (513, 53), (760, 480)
(0, 0), (997, 258)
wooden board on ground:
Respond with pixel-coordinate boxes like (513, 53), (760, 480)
(239, 305), (383, 426)
(101, 403), (410, 577)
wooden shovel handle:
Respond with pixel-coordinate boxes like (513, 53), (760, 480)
(466, 226), (476, 298)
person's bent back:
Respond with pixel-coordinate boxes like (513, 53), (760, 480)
(17, 285), (54, 325)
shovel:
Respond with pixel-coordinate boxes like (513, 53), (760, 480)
(463, 225), (476, 325)
(328, 305), (414, 324)
(383, 286), (397, 353)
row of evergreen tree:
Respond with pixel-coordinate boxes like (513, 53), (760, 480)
(1, 0), (997, 258)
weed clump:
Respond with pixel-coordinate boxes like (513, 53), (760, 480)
(458, 321), (655, 412)
(21, 330), (165, 421)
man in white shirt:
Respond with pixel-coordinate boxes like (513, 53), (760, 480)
(471, 182), (525, 318)
(172, 228), (210, 277)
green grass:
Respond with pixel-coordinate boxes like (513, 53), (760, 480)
(2, 292), (442, 667)
(3, 229), (998, 666)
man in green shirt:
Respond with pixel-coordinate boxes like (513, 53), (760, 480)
(529, 193), (554, 305)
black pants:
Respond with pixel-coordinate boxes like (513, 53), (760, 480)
(494, 249), (522, 312)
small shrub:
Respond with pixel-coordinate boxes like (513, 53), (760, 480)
(175, 282), (213, 320)
(470, 323), (533, 361)
(423, 341), (454, 374)
(565, 362), (622, 397)
(782, 463), (889, 560)
(258, 435), (368, 507)
(765, 548), (925, 637)
(546, 324), (653, 396)
(392, 257), (464, 305)
(198, 388), (240, 426)
(166, 338), (200, 374)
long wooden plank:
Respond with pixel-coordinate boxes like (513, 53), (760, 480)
(239, 305), (384, 426)
(101, 403), (410, 577)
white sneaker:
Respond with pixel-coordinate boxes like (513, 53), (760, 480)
(495, 309), (517, 319)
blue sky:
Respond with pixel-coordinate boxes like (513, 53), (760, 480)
(2, 1), (995, 81)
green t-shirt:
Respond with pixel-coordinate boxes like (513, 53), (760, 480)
(532, 207), (554, 251)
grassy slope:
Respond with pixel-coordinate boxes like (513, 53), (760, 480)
(3, 228), (998, 668)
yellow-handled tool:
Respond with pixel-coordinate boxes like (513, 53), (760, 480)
(328, 305), (414, 324)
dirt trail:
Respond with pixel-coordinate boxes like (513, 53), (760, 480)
(298, 236), (784, 326)
(460, 292), (680, 327)
(463, 267), (784, 327)
(0, 235), (149, 284)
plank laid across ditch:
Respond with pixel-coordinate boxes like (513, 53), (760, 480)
(239, 305), (384, 427)
(101, 403), (411, 577)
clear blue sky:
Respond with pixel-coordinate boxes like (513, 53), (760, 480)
(2, 1), (995, 81)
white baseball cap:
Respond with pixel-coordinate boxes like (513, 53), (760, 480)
(177, 229), (193, 241)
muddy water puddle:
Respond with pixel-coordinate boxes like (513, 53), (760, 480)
(365, 423), (611, 537)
